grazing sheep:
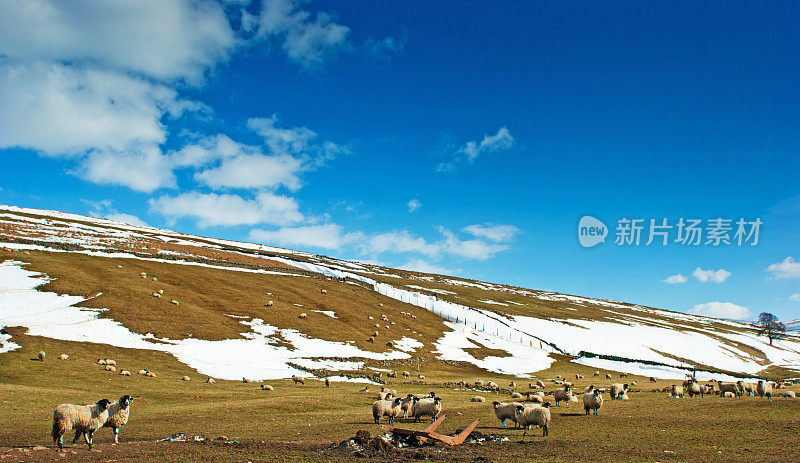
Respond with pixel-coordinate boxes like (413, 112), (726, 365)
(605, 373), (612, 379)
(527, 392), (545, 404)
(52, 399), (111, 449)
(781, 391), (795, 398)
(471, 396), (486, 402)
(649, 377), (657, 383)
(325, 377), (331, 387)
(492, 401), (524, 428)
(242, 378), (252, 383)
(320, 289), (327, 294)
(584, 385), (595, 393)
(418, 374), (426, 380)
(378, 391), (394, 401)
(514, 403), (551, 436)
(265, 300), (274, 307)
(359, 386), (370, 393)
(298, 313), (307, 319)
(260, 385), (274, 391)
(98, 359), (107, 366)
(387, 371), (397, 378)
(756, 380), (773, 400)
(73, 395), (133, 445)
(366, 337), (375, 343)
(380, 387), (398, 397)
(59, 354), (69, 360)
(737, 381), (755, 397)
(509, 381), (517, 387)
(553, 386), (576, 405)
(670, 385), (684, 398)
(723, 391), (735, 398)
(291, 375), (305, 385)
(411, 397), (443, 422)
(402, 371), (410, 378)
(182, 376), (190, 381)
(475, 379), (485, 389)
(684, 380), (703, 398)
(619, 373), (628, 378)
(206, 377), (216, 384)
(145, 372), (156, 378)
(511, 392), (525, 399)
(152, 292), (162, 298)
(372, 398), (403, 424)
(583, 390), (603, 415)
(119, 370), (132, 376)
(106, 359), (117, 366)
(139, 272), (147, 278)
(593, 370), (600, 377)
(718, 382), (742, 397)
(105, 365), (117, 373)
(535, 380), (545, 389)
(38, 351), (46, 361)
(170, 299), (179, 305)
(609, 383), (629, 400)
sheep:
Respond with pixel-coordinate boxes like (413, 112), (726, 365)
(73, 395), (133, 445)
(265, 300), (274, 307)
(737, 381), (755, 397)
(366, 337), (374, 343)
(139, 272), (147, 278)
(527, 392), (545, 404)
(418, 374), (426, 380)
(411, 397), (443, 422)
(38, 351), (46, 361)
(593, 370), (600, 377)
(298, 313), (307, 319)
(605, 373), (612, 379)
(372, 398), (404, 424)
(152, 292), (162, 298)
(206, 377), (216, 384)
(325, 377), (331, 387)
(378, 391), (394, 401)
(670, 385), (684, 398)
(718, 382), (742, 397)
(402, 371), (410, 378)
(515, 403), (551, 436)
(170, 299), (179, 306)
(475, 379), (485, 389)
(684, 380), (703, 398)
(145, 371), (156, 378)
(583, 390), (603, 415)
(509, 381), (517, 387)
(52, 399), (111, 449)
(106, 359), (117, 366)
(609, 383), (629, 400)
(387, 371), (397, 378)
(584, 385), (596, 393)
(105, 365), (117, 373)
(291, 375), (305, 385)
(782, 391), (795, 398)
(119, 370), (132, 376)
(701, 384), (714, 395)
(535, 380), (545, 389)
(98, 359), (107, 366)
(59, 354), (69, 360)
(380, 387), (398, 397)
(492, 401), (524, 428)
(400, 394), (415, 417)
(182, 375), (190, 381)
(723, 391), (735, 398)
(261, 385), (274, 391)
(553, 386), (576, 405)
(511, 392), (525, 399)
(649, 377), (657, 383)
(359, 386), (370, 393)
(242, 378), (252, 383)
(471, 396), (486, 402)
(320, 289), (327, 294)
(619, 373), (628, 378)
(756, 380), (773, 400)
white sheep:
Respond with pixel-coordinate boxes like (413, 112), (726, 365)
(298, 313), (307, 319)
(105, 365), (117, 373)
(471, 396), (486, 402)
(553, 386), (576, 405)
(59, 354), (69, 360)
(372, 398), (403, 424)
(718, 382), (741, 397)
(411, 397), (442, 422)
(182, 375), (191, 381)
(684, 380), (703, 398)
(105, 359), (116, 366)
(402, 370), (410, 378)
(756, 380), (772, 400)
(670, 385), (684, 398)
(145, 371), (156, 378)
(291, 375), (305, 385)
(206, 377), (216, 384)
(511, 392), (525, 399)
(378, 391), (394, 401)
(609, 383), (629, 400)
(325, 377), (331, 387)
(119, 370), (132, 376)
(38, 351), (46, 361)
(583, 389), (603, 415)
(514, 403), (551, 436)
(605, 373), (612, 379)
(737, 381), (755, 397)
(492, 401), (524, 428)
(535, 380), (545, 389)
(593, 370), (600, 377)
(98, 359), (107, 366)
(527, 392), (545, 403)
(723, 391), (735, 398)
(261, 385), (274, 391)
(781, 391), (795, 398)
(73, 395), (133, 445)
(52, 399), (111, 449)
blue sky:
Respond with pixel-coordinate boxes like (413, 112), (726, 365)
(0, 1), (798, 321)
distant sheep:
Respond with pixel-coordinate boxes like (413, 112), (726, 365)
(492, 401), (524, 428)
(509, 381), (516, 387)
(475, 380), (485, 389)
(105, 365), (116, 373)
(372, 398), (403, 424)
(38, 351), (46, 361)
(583, 389), (603, 415)
(170, 299), (179, 306)
(119, 370), (131, 376)
(98, 359), (107, 366)
(145, 372), (156, 378)
(402, 371), (410, 378)
(782, 391), (795, 398)
(515, 403), (551, 436)
(418, 374), (426, 380)
(684, 380), (703, 398)
(584, 385), (595, 393)
(738, 381), (755, 397)
(670, 385), (684, 398)
(471, 396), (486, 402)
(609, 383), (629, 400)
(511, 392), (525, 399)
(527, 392), (545, 404)
(52, 399), (111, 449)
(378, 391), (394, 401)
(260, 385), (274, 391)
(593, 371), (600, 377)
(756, 380), (772, 400)
(387, 371), (397, 378)
(106, 359), (116, 366)
(649, 377), (657, 383)
(359, 386), (370, 393)
(242, 378), (252, 383)
(325, 377), (331, 387)
(411, 397), (443, 422)
(265, 300), (274, 307)
(59, 354), (69, 360)
(605, 373), (612, 379)
(206, 377), (216, 384)
(182, 376), (190, 381)
(718, 382), (742, 397)
(320, 289), (327, 294)
(535, 380), (545, 389)
(298, 313), (307, 319)
(291, 375), (305, 385)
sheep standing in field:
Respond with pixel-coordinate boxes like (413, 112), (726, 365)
(402, 371), (410, 378)
(411, 397), (442, 422)
(584, 385), (595, 393)
(105, 359), (116, 366)
(649, 377), (657, 383)
(206, 377), (216, 384)
(291, 375), (305, 385)
(119, 370), (132, 376)
(145, 372), (156, 378)
(609, 383), (629, 400)
(535, 380), (545, 389)
(492, 401), (524, 428)
(400, 394), (415, 418)
(52, 399), (111, 449)
(475, 379), (485, 389)
(98, 359), (107, 366)
(514, 403), (551, 437)
(527, 392), (545, 404)
(73, 395), (133, 445)
(718, 382), (742, 397)
(38, 351), (46, 361)
(105, 365), (117, 373)
(380, 387), (398, 397)
(593, 370), (600, 377)
(583, 390), (603, 415)
(670, 385), (684, 398)
(782, 391), (795, 398)
(325, 377), (331, 387)
(471, 396), (486, 402)
(756, 380), (773, 400)
(372, 397), (403, 424)
(605, 373), (612, 379)
(684, 380), (703, 398)
(59, 354), (69, 360)
(553, 385), (576, 405)
(511, 392), (525, 399)
(737, 381), (755, 397)
(261, 385), (274, 391)
(181, 375), (190, 381)
(378, 391), (394, 401)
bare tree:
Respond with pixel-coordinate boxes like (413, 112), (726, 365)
(755, 312), (786, 346)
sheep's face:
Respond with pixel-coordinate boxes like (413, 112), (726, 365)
(492, 401), (501, 408)
(97, 399), (111, 411)
(514, 405), (524, 415)
(120, 395), (133, 407)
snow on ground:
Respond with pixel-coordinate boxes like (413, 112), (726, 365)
(0, 331), (20, 353)
(0, 261), (410, 381)
(392, 337), (424, 353)
(310, 310), (337, 318)
(405, 285), (456, 295)
(572, 357), (759, 382)
(478, 299), (509, 306)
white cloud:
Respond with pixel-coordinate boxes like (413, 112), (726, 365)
(195, 152), (304, 191)
(0, 0), (237, 84)
(407, 199), (422, 213)
(688, 302), (751, 320)
(663, 274), (688, 284)
(249, 224), (361, 250)
(439, 227), (509, 261)
(458, 127), (514, 163)
(398, 259), (457, 276)
(81, 147), (177, 192)
(692, 267), (731, 283)
(789, 293), (800, 302)
(463, 223), (520, 243)
(104, 213), (148, 228)
(363, 230), (439, 257)
(766, 257), (800, 280)
(247, 116), (348, 164)
(253, 0), (350, 68)
(149, 191), (304, 227)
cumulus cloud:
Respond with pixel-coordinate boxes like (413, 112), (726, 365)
(692, 267), (731, 283)
(766, 257), (800, 280)
(399, 259), (458, 276)
(0, 0), (237, 84)
(663, 274), (688, 284)
(363, 230), (440, 257)
(688, 302), (751, 320)
(195, 152), (304, 191)
(789, 293), (800, 302)
(407, 199), (422, 212)
(249, 224), (362, 250)
(463, 223), (520, 243)
(247, 115), (349, 165)
(149, 191), (304, 227)
(439, 227), (510, 261)
(458, 127), (514, 163)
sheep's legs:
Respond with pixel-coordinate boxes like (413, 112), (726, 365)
(84, 431), (92, 449)
(113, 427), (119, 444)
(72, 430), (83, 445)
